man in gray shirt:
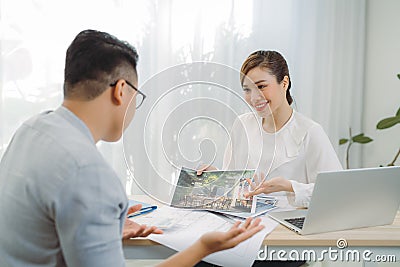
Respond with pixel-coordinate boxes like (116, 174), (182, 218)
(0, 30), (263, 267)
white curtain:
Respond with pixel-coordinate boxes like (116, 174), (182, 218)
(0, 0), (366, 197)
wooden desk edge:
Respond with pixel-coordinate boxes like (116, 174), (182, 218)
(123, 239), (400, 247)
(123, 238), (161, 246)
(263, 239), (400, 247)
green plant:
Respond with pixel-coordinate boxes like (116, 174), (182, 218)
(339, 128), (373, 169)
(339, 73), (400, 168)
(376, 105), (400, 166)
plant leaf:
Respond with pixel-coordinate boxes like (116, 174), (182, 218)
(396, 107), (400, 117)
(376, 116), (400, 129)
(353, 135), (373, 144)
(397, 73), (400, 80)
(352, 133), (364, 140)
(339, 138), (348, 145)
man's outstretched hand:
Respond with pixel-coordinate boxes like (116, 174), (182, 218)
(122, 204), (163, 240)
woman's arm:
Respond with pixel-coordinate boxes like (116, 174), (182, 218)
(155, 218), (264, 267)
(288, 124), (343, 207)
(245, 174), (293, 198)
(245, 124), (342, 207)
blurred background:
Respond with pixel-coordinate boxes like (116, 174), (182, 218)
(0, 0), (399, 195)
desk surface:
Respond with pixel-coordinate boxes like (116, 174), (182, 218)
(124, 196), (400, 248)
(124, 212), (400, 247)
(265, 212), (400, 247)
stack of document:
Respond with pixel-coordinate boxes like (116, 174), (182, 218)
(131, 205), (278, 267)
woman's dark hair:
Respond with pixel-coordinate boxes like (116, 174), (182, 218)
(64, 29), (139, 100)
(240, 50), (293, 105)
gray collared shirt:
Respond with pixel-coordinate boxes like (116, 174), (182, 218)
(0, 106), (128, 267)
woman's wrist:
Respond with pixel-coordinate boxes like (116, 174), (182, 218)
(187, 240), (213, 262)
(156, 240), (213, 267)
(285, 179), (294, 192)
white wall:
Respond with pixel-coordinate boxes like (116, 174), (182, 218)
(363, 0), (400, 167)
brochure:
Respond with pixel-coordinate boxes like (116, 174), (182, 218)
(171, 167), (276, 218)
(211, 198), (277, 219)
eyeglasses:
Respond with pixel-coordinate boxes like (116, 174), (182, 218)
(109, 80), (146, 109)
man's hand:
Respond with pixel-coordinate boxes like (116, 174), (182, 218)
(122, 204), (163, 240)
(244, 173), (293, 198)
(196, 217), (264, 254)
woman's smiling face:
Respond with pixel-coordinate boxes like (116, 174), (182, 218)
(242, 66), (288, 118)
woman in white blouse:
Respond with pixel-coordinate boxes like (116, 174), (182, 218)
(199, 50), (342, 208)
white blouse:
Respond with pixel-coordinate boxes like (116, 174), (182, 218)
(223, 110), (342, 207)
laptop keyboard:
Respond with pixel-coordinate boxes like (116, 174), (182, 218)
(284, 217), (305, 229)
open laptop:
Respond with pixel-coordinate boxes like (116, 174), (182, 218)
(268, 166), (400, 235)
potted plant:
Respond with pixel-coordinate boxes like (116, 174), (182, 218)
(339, 73), (400, 168)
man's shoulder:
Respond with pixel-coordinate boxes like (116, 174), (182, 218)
(10, 111), (120, 193)
(22, 110), (101, 167)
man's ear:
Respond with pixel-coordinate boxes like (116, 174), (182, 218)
(112, 79), (124, 106)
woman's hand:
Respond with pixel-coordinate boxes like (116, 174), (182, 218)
(196, 164), (217, 176)
(244, 173), (293, 198)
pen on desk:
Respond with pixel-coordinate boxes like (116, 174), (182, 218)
(127, 206), (157, 218)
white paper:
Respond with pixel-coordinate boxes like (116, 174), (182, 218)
(133, 206), (278, 267)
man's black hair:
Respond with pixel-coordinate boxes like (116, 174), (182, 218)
(64, 29), (139, 100)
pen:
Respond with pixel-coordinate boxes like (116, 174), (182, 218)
(127, 206), (157, 218)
